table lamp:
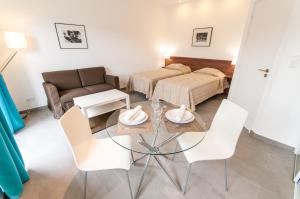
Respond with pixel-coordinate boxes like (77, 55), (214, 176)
(231, 55), (238, 66)
(1, 32), (27, 73)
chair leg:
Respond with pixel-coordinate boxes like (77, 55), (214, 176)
(224, 159), (229, 191)
(131, 151), (136, 166)
(83, 171), (87, 199)
(125, 171), (134, 199)
(183, 163), (192, 194)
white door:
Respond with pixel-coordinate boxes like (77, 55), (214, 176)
(251, 1), (300, 147)
(228, 0), (295, 130)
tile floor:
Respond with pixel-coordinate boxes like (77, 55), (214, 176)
(15, 93), (294, 199)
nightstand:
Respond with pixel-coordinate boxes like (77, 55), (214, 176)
(224, 76), (232, 94)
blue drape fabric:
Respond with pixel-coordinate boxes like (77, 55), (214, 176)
(0, 74), (29, 198)
(0, 75), (24, 133)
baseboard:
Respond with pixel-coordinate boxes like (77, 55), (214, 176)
(20, 105), (48, 114)
(249, 131), (294, 151)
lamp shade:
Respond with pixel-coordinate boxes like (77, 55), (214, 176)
(4, 32), (27, 49)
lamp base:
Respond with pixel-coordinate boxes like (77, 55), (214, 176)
(21, 112), (29, 119)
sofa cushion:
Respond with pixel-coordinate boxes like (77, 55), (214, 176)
(42, 70), (82, 90)
(78, 67), (106, 87)
(59, 88), (91, 103)
(84, 84), (114, 93)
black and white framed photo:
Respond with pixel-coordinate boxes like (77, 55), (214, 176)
(192, 27), (213, 47)
(55, 23), (88, 49)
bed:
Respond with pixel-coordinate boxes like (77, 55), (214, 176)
(127, 63), (191, 98)
(152, 56), (234, 111)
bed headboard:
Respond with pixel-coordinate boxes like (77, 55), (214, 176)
(165, 56), (234, 77)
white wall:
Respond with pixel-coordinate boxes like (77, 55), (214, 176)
(0, 0), (166, 110)
(164, 0), (251, 60)
(0, 0), (252, 111)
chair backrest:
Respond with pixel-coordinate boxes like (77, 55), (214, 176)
(208, 99), (248, 156)
(59, 106), (92, 157)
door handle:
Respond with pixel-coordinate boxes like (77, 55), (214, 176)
(258, 68), (269, 73)
(258, 68), (269, 77)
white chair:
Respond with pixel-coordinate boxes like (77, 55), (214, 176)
(59, 106), (133, 199)
(177, 99), (248, 193)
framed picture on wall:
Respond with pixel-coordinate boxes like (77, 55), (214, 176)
(192, 27), (213, 47)
(54, 23), (88, 49)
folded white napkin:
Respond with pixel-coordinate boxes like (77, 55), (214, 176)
(124, 105), (142, 122)
(175, 105), (186, 122)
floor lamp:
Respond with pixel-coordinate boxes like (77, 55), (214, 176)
(1, 32), (28, 118)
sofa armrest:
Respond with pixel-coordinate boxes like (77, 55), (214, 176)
(105, 74), (120, 89)
(42, 82), (64, 119)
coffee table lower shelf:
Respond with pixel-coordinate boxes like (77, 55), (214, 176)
(83, 101), (127, 118)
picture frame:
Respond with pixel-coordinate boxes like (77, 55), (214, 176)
(54, 23), (88, 49)
(192, 27), (213, 47)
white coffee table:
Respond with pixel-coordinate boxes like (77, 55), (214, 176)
(73, 89), (130, 118)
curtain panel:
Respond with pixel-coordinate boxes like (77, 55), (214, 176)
(0, 74), (29, 198)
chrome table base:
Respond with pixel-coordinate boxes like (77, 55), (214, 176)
(133, 131), (183, 199)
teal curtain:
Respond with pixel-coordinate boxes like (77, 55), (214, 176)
(0, 74), (29, 198)
(0, 75), (24, 133)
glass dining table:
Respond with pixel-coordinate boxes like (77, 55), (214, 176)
(105, 100), (207, 198)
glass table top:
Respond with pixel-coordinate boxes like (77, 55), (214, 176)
(105, 101), (207, 155)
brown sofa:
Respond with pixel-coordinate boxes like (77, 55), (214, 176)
(42, 67), (119, 119)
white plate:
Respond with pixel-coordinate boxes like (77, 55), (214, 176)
(119, 110), (148, 126)
(165, 109), (195, 124)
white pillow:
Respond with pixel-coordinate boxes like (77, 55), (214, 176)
(194, 67), (226, 78)
(165, 63), (191, 73)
